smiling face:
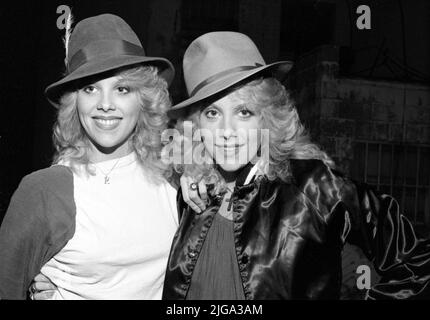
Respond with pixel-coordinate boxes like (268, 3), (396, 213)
(77, 75), (141, 161)
(199, 92), (262, 173)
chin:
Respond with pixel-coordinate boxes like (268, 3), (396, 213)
(90, 135), (130, 152)
(94, 140), (122, 149)
(217, 162), (248, 173)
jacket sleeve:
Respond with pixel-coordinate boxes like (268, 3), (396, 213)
(0, 175), (52, 299)
(0, 167), (76, 300)
(339, 176), (430, 299)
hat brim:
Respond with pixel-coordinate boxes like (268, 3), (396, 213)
(45, 55), (175, 107)
(167, 61), (293, 119)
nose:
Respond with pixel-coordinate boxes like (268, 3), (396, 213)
(97, 91), (115, 112)
(222, 115), (236, 140)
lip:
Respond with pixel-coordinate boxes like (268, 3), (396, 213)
(215, 145), (245, 156)
(93, 116), (122, 120)
(215, 144), (244, 149)
(92, 116), (122, 130)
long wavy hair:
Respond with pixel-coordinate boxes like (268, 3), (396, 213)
(168, 76), (334, 192)
(53, 65), (172, 183)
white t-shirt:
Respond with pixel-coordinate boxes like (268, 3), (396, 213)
(40, 152), (178, 299)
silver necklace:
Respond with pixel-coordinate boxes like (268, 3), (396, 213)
(91, 157), (122, 184)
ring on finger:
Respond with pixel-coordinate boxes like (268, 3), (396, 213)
(30, 283), (37, 294)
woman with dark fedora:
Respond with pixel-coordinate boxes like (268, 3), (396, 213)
(0, 13), (179, 299)
(161, 32), (430, 299)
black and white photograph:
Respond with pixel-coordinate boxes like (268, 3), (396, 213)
(0, 0), (429, 309)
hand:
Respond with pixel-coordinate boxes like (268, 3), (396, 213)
(180, 175), (208, 213)
(29, 273), (58, 300)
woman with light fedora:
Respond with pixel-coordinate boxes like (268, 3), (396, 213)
(161, 31), (430, 299)
(0, 13), (180, 299)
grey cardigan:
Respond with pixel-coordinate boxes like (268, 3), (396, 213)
(0, 166), (76, 299)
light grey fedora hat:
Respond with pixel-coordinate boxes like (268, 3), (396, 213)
(168, 31), (293, 118)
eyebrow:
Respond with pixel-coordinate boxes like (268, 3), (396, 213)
(84, 78), (131, 88)
(232, 104), (248, 111)
(207, 103), (248, 111)
(114, 79), (132, 86)
(206, 103), (219, 110)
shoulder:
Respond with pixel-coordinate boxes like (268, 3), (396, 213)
(257, 159), (346, 198)
(4, 166), (76, 241)
(289, 159), (343, 185)
(289, 159), (346, 188)
(288, 159), (350, 213)
(12, 166), (75, 213)
(19, 165), (74, 193)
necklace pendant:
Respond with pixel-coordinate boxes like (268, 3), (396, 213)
(104, 176), (110, 184)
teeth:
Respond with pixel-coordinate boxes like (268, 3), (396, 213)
(95, 119), (120, 126)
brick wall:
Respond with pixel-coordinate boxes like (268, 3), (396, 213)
(290, 45), (430, 176)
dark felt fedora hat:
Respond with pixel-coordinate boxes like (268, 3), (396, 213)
(45, 13), (175, 107)
(168, 32), (293, 118)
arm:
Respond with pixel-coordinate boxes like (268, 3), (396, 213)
(342, 181), (430, 299)
(291, 160), (430, 299)
(0, 176), (51, 299)
(0, 167), (75, 300)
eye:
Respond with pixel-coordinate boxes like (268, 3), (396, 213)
(204, 109), (219, 119)
(238, 107), (254, 118)
(117, 86), (130, 94)
(82, 85), (97, 94)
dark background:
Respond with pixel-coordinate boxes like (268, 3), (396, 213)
(0, 0), (429, 230)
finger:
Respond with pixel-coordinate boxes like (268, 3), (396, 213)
(187, 191), (202, 213)
(29, 282), (37, 295)
(34, 280), (57, 291)
(198, 180), (208, 202)
(33, 290), (56, 300)
(34, 273), (51, 283)
(180, 175), (190, 204)
(180, 176), (201, 213)
(187, 179), (205, 212)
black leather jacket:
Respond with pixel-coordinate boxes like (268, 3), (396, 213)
(162, 160), (430, 299)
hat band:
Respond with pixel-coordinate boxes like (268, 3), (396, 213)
(68, 39), (146, 73)
(189, 63), (263, 97)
